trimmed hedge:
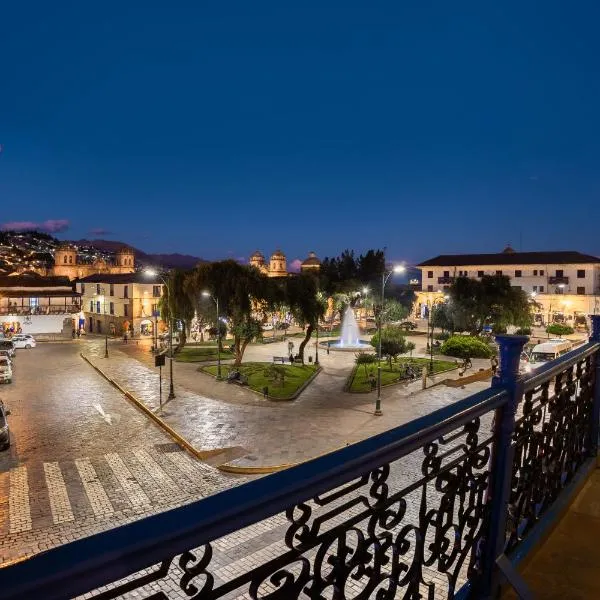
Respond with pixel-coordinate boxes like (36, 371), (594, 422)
(439, 335), (494, 359)
(546, 323), (574, 336)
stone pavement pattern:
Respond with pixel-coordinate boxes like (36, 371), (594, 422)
(91, 336), (489, 467)
(0, 343), (237, 566)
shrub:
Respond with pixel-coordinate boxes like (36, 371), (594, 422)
(546, 323), (574, 336)
(514, 327), (532, 336)
(439, 335), (493, 359)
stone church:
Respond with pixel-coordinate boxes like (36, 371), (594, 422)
(49, 243), (135, 280)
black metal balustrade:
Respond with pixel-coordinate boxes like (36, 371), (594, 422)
(0, 318), (599, 600)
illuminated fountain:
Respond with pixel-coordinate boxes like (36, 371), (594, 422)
(326, 306), (370, 350)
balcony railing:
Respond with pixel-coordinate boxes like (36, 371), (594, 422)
(0, 304), (81, 316)
(1, 318), (599, 600)
(549, 276), (569, 285)
(437, 276), (455, 284)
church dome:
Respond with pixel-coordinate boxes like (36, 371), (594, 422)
(116, 246), (135, 255)
(502, 244), (516, 254)
(271, 249), (286, 260)
(301, 251), (320, 266)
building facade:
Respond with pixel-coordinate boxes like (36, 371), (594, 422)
(415, 247), (600, 327)
(0, 273), (81, 336)
(249, 250), (321, 276)
(76, 272), (165, 337)
(50, 244), (136, 280)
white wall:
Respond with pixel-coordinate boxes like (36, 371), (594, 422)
(4, 314), (73, 334)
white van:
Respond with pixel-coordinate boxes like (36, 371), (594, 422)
(0, 357), (13, 383)
(524, 339), (573, 373)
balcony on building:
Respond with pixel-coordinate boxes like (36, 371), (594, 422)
(549, 276), (569, 285)
(437, 276), (455, 284)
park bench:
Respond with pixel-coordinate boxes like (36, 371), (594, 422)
(272, 356), (287, 364)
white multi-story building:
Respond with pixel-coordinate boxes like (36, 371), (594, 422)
(76, 272), (165, 337)
(0, 273), (81, 336)
(415, 246), (600, 328)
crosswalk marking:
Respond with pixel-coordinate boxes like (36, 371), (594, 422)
(75, 458), (114, 517)
(133, 449), (185, 498)
(9, 466), (31, 533)
(44, 463), (74, 524)
(105, 453), (151, 509)
(3, 449), (227, 534)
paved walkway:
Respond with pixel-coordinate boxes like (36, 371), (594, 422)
(85, 337), (490, 468)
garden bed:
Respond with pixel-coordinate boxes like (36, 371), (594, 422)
(201, 362), (319, 400)
(347, 358), (457, 393)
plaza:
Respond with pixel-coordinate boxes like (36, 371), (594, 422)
(0, 332), (488, 567)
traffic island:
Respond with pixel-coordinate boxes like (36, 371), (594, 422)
(346, 358), (457, 393)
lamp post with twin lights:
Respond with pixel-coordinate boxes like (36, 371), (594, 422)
(144, 269), (175, 400)
(375, 264), (405, 416)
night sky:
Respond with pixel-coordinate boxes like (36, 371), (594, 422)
(1, 1), (599, 266)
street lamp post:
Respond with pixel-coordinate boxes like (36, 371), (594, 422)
(375, 265), (405, 416)
(144, 269), (175, 400)
(202, 291), (222, 380)
(429, 296), (447, 373)
(97, 287), (109, 358)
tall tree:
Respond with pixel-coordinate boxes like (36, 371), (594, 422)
(286, 274), (326, 363)
(185, 260), (276, 365)
(449, 275), (532, 335)
(159, 270), (195, 353)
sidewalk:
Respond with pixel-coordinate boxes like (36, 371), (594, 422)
(85, 338), (489, 469)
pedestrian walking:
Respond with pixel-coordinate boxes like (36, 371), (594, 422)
(76, 328), (81, 338)
(71, 329), (76, 339)
(123, 331), (128, 344)
(490, 354), (498, 376)
(288, 340), (294, 355)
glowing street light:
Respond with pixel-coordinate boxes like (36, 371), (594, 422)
(144, 268), (175, 400)
(202, 291), (223, 380)
(375, 264), (406, 416)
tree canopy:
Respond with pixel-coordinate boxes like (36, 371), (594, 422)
(445, 275), (532, 335)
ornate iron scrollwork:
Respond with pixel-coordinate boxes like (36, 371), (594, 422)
(506, 354), (596, 552)
(87, 418), (492, 600)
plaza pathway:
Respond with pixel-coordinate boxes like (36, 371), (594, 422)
(86, 336), (489, 468)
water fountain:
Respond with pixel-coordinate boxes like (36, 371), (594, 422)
(326, 306), (371, 351)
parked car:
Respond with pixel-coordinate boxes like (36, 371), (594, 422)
(0, 357), (13, 383)
(0, 401), (10, 450)
(0, 350), (13, 366)
(11, 335), (36, 349)
(0, 340), (15, 357)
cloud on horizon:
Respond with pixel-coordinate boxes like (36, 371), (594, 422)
(89, 227), (113, 236)
(289, 258), (302, 272)
(1, 219), (70, 233)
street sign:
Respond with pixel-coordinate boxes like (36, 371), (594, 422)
(155, 354), (166, 367)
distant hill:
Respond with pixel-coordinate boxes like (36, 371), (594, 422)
(71, 239), (204, 270)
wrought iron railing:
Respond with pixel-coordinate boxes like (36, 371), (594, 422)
(0, 304), (81, 316)
(0, 318), (599, 600)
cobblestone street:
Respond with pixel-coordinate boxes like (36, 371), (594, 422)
(0, 342), (236, 566)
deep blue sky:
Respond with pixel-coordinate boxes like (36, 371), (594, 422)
(1, 1), (599, 265)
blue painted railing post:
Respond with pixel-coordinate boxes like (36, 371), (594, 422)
(480, 335), (528, 598)
(589, 315), (600, 456)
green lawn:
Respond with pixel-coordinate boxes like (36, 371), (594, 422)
(175, 346), (233, 363)
(202, 362), (318, 399)
(349, 358), (457, 393)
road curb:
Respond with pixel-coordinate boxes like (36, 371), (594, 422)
(216, 442), (348, 474)
(79, 353), (228, 463)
